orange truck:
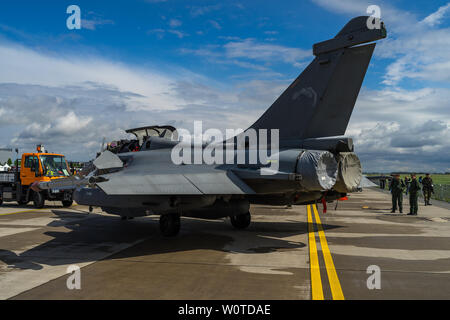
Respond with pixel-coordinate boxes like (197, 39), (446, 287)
(0, 145), (73, 208)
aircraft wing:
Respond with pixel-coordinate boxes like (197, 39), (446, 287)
(358, 175), (379, 188)
(96, 170), (255, 195)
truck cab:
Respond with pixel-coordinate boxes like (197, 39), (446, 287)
(0, 146), (73, 208)
(21, 152), (71, 185)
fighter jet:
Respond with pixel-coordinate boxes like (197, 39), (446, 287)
(36, 16), (386, 236)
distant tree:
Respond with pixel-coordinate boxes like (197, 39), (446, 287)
(7, 158), (12, 166)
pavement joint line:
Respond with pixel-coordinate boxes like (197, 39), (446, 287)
(312, 204), (345, 300)
(307, 204), (324, 300)
(96, 259), (311, 269)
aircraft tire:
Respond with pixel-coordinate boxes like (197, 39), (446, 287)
(230, 211), (251, 229)
(0, 198), (3, 206)
(62, 200), (73, 207)
(160, 213), (180, 237)
(32, 192), (45, 209)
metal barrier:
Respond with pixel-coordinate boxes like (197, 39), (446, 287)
(429, 184), (450, 202)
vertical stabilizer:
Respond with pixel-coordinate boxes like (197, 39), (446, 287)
(248, 16), (386, 141)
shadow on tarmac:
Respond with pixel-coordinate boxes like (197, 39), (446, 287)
(0, 208), (342, 270)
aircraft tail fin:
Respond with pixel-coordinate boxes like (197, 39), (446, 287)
(249, 16), (386, 141)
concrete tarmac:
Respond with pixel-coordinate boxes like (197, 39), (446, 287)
(0, 188), (449, 300)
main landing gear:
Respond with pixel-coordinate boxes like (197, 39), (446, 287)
(230, 211), (251, 230)
(159, 213), (181, 237)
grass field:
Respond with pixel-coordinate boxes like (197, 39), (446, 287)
(398, 174), (450, 185)
(366, 173), (450, 184)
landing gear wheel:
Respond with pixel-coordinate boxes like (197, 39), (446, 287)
(230, 212), (251, 230)
(33, 192), (45, 209)
(0, 198), (3, 206)
(62, 200), (73, 207)
(159, 213), (180, 237)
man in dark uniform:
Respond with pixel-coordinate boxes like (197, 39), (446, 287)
(422, 173), (434, 205)
(408, 174), (421, 215)
(404, 176), (410, 195)
(389, 174), (404, 213)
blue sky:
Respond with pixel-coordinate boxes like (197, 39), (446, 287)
(0, 0), (449, 172)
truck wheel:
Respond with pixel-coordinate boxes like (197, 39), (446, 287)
(33, 192), (45, 209)
(17, 199), (29, 206)
(230, 212), (251, 230)
(62, 200), (73, 207)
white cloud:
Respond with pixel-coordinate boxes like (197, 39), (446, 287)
(421, 3), (450, 27)
(352, 120), (450, 172)
(148, 28), (189, 39)
(311, 0), (450, 88)
(347, 87), (450, 172)
(1, 2), (449, 172)
(167, 30), (188, 39)
(0, 41), (185, 112)
(183, 38), (311, 69)
(82, 18), (114, 30)
(189, 4), (222, 17)
(169, 19), (182, 28)
(209, 20), (222, 30)
(224, 39), (311, 65)
(0, 39), (291, 160)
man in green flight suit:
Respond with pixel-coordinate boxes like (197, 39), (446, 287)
(422, 173), (434, 206)
(408, 173), (421, 216)
(390, 173), (404, 213)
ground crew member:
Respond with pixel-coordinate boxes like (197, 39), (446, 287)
(404, 176), (410, 195)
(422, 173), (434, 205)
(408, 174), (420, 215)
(389, 174), (404, 213)
(380, 177), (386, 190)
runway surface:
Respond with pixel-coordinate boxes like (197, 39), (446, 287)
(1, 188), (449, 300)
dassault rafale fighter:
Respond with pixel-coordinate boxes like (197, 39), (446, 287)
(35, 16), (386, 236)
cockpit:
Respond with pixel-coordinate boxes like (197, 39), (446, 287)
(106, 125), (178, 154)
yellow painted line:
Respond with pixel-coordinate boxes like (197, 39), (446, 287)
(0, 208), (46, 216)
(307, 205), (324, 300)
(312, 204), (345, 300)
(0, 205), (78, 216)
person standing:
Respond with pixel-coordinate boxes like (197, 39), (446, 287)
(381, 177), (386, 190)
(422, 173), (434, 206)
(379, 177), (385, 190)
(408, 174), (421, 215)
(390, 174), (404, 213)
(404, 176), (410, 195)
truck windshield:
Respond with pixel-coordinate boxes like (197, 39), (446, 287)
(39, 155), (70, 177)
